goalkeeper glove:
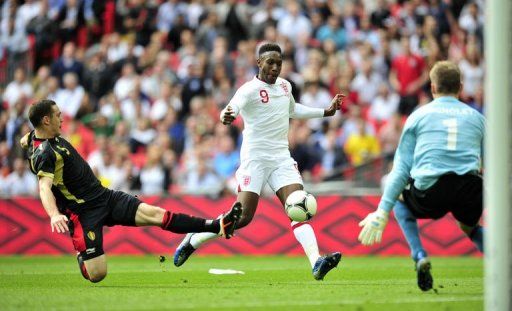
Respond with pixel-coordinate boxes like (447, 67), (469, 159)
(358, 208), (389, 246)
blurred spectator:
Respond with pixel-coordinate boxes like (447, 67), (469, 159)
(101, 153), (132, 192)
(129, 117), (156, 153)
(389, 36), (427, 116)
(156, 0), (188, 35)
(351, 59), (382, 106)
(0, 157), (37, 196)
(50, 42), (84, 85)
(26, 0), (58, 69)
(459, 43), (484, 101)
(250, 0), (285, 39)
(344, 118), (381, 166)
(378, 113), (403, 154)
(141, 53), (178, 100)
(458, 2), (483, 36)
(120, 83), (151, 124)
(277, 1), (312, 42)
(217, 0), (250, 51)
(32, 65), (52, 100)
(316, 15), (346, 50)
(467, 86), (484, 114)
(54, 72), (85, 119)
(289, 120), (319, 177)
(4, 67), (33, 108)
(116, 0), (156, 46)
(0, 17), (29, 80)
(368, 83), (400, 123)
(83, 52), (114, 104)
(318, 128), (348, 178)
(339, 105), (376, 145)
(114, 62), (138, 101)
(139, 144), (165, 195)
(5, 99), (26, 149)
(87, 135), (108, 172)
(180, 61), (208, 120)
(213, 135), (238, 180)
(300, 80), (332, 132)
(56, 0), (85, 42)
(183, 156), (222, 195)
(371, 0), (391, 29)
(196, 10), (227, 52)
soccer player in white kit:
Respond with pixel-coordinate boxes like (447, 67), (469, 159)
(174, 43), (344, 280)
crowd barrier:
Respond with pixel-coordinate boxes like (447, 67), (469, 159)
(0, 196), (479, 256)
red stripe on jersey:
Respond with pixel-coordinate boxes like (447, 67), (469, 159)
(70, 213), (86, 252)
(237, 185), (241, 193)
(33, 140), (42, 149)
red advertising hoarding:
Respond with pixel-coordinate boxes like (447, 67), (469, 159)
(0, 196), (479, 256)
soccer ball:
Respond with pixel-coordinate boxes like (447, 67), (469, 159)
(285, 190), (317, 222)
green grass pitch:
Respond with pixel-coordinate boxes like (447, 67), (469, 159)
(0, 255), (482, 310)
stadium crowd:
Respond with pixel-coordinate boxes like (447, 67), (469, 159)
(0, 0), (485, 197)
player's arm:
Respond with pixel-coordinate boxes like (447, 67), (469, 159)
(39, 176), (69, 233)
(19, 130), (33, 150)
(322, 93), (344, 117)
(290, 89), (344, 119)
(35, 147), (69, 233)
(358, 116), (417, 246)
(220, 87), (247, 125)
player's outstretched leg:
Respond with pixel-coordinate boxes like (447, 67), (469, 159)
(415, 251), (433, 291)
(174, 202), (242, 267)
(220, 202), (243, 239)
(312, 252), (342, 281)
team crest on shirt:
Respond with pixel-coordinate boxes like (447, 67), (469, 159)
(87, 231), (96, 241)
(242, 175), (251, 186)
(280, 82), (289, 95)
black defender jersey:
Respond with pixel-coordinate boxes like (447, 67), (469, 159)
(27, 131), (107, 211)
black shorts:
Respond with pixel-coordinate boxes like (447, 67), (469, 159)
(66, 189), (141, 260)
(402, 173), (483, 227)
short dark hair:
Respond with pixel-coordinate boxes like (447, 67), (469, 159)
(258, 42), (282, 57)
(429, 61), (461, 95)
(28, 99), (57, 128)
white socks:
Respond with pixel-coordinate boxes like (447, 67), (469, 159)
(190, 232), (219, 249)
(292, 221), (321, 268)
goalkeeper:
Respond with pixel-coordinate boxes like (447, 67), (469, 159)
(358, 61), (485, 291)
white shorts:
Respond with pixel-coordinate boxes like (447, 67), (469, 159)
(235, 157), (303, 195)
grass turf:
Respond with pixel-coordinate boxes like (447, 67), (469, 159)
(0, 256), (482, 310)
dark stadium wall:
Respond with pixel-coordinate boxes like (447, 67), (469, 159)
(0, 196), (480, 256)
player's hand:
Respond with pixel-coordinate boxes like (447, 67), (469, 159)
(220, 106), (236, 125)
(358, 208), (389, 246)
(324, 93), (345, 117)
(50, 214), (69, 233)
(20, 132), (30, 149)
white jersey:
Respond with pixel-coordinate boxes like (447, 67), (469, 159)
(228, 76), (295, 161)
